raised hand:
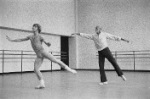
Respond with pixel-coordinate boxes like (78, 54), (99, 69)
(6, 35), (12, 41)
(71, 33), (80, 36)
(121, 38), (130, 43)
(125, 40), (130, 43)
(71, 33), (76, 36)
(46, 42), (51, 47)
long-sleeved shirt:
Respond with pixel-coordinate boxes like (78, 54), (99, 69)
(80, 32), (122, 51)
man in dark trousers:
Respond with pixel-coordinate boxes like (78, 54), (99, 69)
(72, 26), (129, 85)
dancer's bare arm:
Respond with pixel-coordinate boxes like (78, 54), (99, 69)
(43, 40), (51, 47)
(41, 36), (51, 47)
(6, 35), (30, 42)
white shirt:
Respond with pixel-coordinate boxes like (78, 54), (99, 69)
(80, 32), (122, 51)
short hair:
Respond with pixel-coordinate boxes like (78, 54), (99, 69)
(33, 23), (42, 33)
(95, 26), (102, 30)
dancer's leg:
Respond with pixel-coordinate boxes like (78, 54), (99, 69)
(102, 48), (126, 81)
(34, 57), (45, 89)
(98, 51), (107, 82)
(42, 51), (77, 74)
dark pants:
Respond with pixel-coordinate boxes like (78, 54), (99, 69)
(98, 47), (123, 82)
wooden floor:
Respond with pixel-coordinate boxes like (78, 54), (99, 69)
(0, 71), (150, 99)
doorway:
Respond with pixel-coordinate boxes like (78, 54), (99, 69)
(61, 36), (69, 67)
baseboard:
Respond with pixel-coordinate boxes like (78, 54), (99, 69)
(75, 69), (150, 72)
(0, 69), (150, 75)
(0, 69), (61, 75)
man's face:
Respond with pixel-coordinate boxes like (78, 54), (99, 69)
(32, 26), (38, 32)
(95, 27), (102, 35)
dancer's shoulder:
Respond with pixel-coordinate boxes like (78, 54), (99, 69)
(27, 35), (34, 39)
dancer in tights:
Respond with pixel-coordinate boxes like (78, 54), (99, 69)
(6, 23), (77, 89)
(72, 26), (129, 85)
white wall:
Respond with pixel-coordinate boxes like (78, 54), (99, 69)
(0, 0), (75, 35)
(76, 0), (150, 70)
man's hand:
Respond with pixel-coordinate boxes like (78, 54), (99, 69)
(46, 42), (51, 47)
(6, 35), (12, 41)
(121, 38), (130, 43)
(71, 33), (80, 36)
(126, 40), (130, 43)
(124, 39), (129, 43)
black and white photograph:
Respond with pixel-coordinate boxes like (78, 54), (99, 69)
(0, 0), (150, 99)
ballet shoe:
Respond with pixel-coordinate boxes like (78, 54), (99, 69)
(99, 82), (108, 85)
(35, 84), (45, 89)
(121, 75), (127, 81)
(71, 69), (77, 74)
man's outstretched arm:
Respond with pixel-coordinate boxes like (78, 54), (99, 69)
(71, 33), (93, 40)
(6, 35), (30, 42)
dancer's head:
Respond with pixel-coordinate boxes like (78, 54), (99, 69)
(32, 23), (41, 33)
(95, 26), (102, 35)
